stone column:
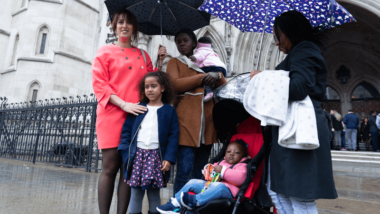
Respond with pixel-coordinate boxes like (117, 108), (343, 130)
(225, 23), (232, 76)
(138, 32), (150, 51)
(341, 93), (351, 114)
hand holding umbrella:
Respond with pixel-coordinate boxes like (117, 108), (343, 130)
(156, 45), (167, 69)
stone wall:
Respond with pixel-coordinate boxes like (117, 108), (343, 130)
(1, 0), (380, 107)
(0, 0), (103, 103)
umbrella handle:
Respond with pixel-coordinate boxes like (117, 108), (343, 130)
(256, 0), (272, 70)
(156, 45), (163, 69)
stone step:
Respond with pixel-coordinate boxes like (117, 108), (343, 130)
(332, 158), (380, 173)
(331, 150), (380, 157)
(332, 154), (380, 161)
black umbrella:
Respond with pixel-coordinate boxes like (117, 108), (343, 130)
(104, 0), (211, 36)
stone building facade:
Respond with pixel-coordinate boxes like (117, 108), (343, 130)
(1, 0), (379, 119)
(0, 0), (105, 103)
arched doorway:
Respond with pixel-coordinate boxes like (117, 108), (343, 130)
(351, 83), (380, 120)
(323, 2), (380, 118)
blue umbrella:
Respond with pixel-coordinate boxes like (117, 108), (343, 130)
(199, 0), (356, 69)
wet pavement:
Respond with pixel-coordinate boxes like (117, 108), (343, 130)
(0, 158), (171, 214)
(1, 157), (379, 214)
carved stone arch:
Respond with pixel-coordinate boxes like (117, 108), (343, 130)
(233, 31), (280, 74)
(264, 37), (287, 70)
(35, 24), (51, 55)
(326, 81), (345, 101)
(196, 25), (227, 64)
(232, 0), (380, 75)
(25, 80), (42, 102)
(347, 79), (380, 99)
(337, 0), (380, 17)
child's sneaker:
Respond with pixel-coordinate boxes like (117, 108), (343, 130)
(180, 192), (197, 210)
(156, 201), (180, 214)
(204, 92), (213, 102)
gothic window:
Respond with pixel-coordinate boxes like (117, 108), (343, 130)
(36, 26), (49, 55)
(27, 82), (40, 103)
(326, 86), (340, 100)
(352, 83), (380, 99)
(21, 0), (26, 7)
(11, 35), (19, 66)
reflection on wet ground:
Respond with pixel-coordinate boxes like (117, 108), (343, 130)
(0, 158), (171, 214)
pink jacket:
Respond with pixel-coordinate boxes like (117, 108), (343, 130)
(213, 157), (248, 197)
(192, 47), (226, 70)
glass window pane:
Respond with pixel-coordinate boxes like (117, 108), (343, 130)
(40, 33), (47, 54)
(326, 86), (340, 100)
(352, 83), (380, 99)
(32, 90), (38, 102)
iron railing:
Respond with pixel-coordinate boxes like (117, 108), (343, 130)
(0, 95), (224, 180)
(0, 95), (102, 172)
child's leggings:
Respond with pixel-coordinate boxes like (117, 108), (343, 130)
(129, 187), (161, 213)
(175, 179), (233, 207)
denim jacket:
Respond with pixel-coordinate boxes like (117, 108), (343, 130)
(117, 103), (179, 181)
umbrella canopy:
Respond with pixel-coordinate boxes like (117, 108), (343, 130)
(199, 0), (356, 33)
(105, 0), (211, 35)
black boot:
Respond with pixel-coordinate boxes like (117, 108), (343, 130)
(148, 211), (160, 214)
(129, 212), (142, 214)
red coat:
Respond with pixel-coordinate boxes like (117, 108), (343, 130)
(92, 45), (154, 149)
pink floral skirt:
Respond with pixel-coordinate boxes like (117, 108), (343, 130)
(127, 148), (166, 189)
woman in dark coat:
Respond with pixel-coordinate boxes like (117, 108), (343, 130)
(360, 117), (371, 150)
(331, 110), (344, 149)
(250, 11), (337, 213)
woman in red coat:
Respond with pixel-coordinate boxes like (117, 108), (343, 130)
(92, 9), (167, 214)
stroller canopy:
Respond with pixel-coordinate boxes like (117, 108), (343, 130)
(213, 99), (251, 133)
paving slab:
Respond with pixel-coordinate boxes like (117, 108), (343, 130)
(1, 157), (380, 214)
(0, 158), (171, 214)
(316, 198), (380, 214)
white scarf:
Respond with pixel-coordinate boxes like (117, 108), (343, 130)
(175, 55), (205, 74)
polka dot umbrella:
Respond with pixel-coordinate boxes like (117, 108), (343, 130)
(199, 0), (356, 69)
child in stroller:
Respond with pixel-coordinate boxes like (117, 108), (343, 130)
(157, 139), (249, 213)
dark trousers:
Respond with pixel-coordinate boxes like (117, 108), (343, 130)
(173, 144), (212, 195)
(341, 131), (346, 148)
(370, 132), (379, 151)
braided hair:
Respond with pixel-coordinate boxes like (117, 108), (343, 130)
(230, 139), (248, 157)
(274, 10), (326, 51)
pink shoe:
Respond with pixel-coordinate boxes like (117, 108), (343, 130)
(204, 92), (213, 102)
(340, 148), (346, 151)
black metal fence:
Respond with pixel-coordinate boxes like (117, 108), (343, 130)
(0, 94), (224, 179)
(0, 95), (102, 172)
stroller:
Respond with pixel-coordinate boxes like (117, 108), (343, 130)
(180, 74), (273, 214)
